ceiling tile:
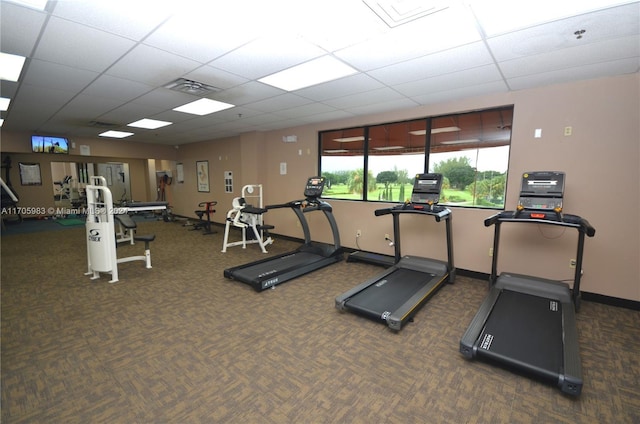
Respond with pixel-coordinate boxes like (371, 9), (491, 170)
(143, 14), (256, 64)
(334, 3), (481, 71)
(295, 73), (386, 102)
(208, 35), (327, 80)
(498, 35), (640, 78)
(243, 93), (312, 113)
(50, 0), (173, 41)
(0, 2), (47, 56)
(299, 109), (356, 124)
(468, 0), (638, 37)
(106, 44), (202, 86)
(182, 66), (249, 91)
(394, 64), (505, 97)
(93, 103), (166, 126)
(214, 81), (284, 106)
(271, 102), (339, 119)
(411, 80), (509, 105)
(33, 16), (136, 72)
(507, 57), (640, 90)
(52, 94), (124, 122)
(82, 75), (155, 101)
(22, 59), (98, 92)
(322, 87), (407, 109)
(130, 87), (195, 109)
(347, 97), (419, 115)
(368, 42), (494, 86)
(487, 2), (640, 62)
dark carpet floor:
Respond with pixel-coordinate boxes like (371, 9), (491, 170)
(1, 218), (639, 423)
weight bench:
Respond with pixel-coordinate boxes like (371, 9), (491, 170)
(117, 234), (155, 269)
(115, 213), (137, 244)
(114, 215), (155, 269)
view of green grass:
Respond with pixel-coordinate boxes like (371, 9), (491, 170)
(324, 183), (501, 207)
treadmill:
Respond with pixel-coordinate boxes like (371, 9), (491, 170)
(336, 173), (455, 331)
(224, 176), (343, 291)
(460, 171), (596, 396)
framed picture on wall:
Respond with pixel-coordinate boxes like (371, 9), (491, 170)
(196, 160), (209, 192)
(18, 162), (42, 185)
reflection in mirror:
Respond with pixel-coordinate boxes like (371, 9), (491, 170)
(97, 162), (131, 206)
(51, 161), (91, 208)
(50, 161), (131, 208)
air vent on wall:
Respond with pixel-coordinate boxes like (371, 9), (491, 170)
(164, 78), (221, 96)
(363, 0), (448, 28)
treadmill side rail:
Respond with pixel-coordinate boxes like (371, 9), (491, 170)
(387, 272), (449, 331)
(560, 303), (583, 396)
(460, 287), (501, 358)
(335, 267), (397, 311)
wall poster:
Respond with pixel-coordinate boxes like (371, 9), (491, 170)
(196, 160), (209, 192)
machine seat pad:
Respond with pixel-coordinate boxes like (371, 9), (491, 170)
(134, 234), (155, 243)
(115, 214), (137, 229)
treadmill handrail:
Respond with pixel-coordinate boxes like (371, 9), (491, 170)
(266, 198), (332, 213)
(375, 204), (451, 221)
(484, 210), (595, 308)
(484, 211), (595, 237)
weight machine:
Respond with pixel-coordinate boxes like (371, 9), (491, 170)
(85, 176), (160, 283)
(221, 184), (274, 253)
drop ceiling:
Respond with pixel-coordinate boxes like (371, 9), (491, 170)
(0, 0), (638, 146)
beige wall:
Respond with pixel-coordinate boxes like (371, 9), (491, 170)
(2, 74), (638, 302)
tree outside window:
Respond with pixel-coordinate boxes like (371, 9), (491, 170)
(320, 106), (512, 209)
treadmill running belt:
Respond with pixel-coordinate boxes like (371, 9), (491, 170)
(345, 268), (436, 318)
(228, 251), (321, 282)
(478, 290), (563, 379)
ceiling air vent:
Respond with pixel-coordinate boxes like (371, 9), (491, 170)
(89, 120), (119, 128)
(164, 78), (220, 96)
(363, 0), (448, 28)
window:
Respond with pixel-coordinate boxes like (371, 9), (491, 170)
(318, 127), (366, 200)
(320, 106), (512, 208)
(367, 119), (426, 202)
(429, 108), (512, 207)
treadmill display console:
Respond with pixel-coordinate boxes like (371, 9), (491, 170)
(517, 171), (565, 212)
(410, 173), (443, 205)
(304, 176), (326, 199)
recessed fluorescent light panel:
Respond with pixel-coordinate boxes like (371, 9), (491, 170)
(7, 0), (48, 10)
(410, 126), (461, 136)
(99, 130), (134, 139)
(127, 118), (172, 129)
(373, 146), (404, 151)
(334, 136), (366, 142)
(0, 52), (26, 82)
(440, 138), (480, 145)
(259, 56), (358, 91)
(0, 97), (10, 111)
(173, 98), (235, 116)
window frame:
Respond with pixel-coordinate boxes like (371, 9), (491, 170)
(318, 105), (513, 209)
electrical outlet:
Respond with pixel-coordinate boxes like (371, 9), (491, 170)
(569, 259), (576, 268)
(385, 233), (390, 240)
(489, 247), (493, 257)
(356, 229), (362, 238)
